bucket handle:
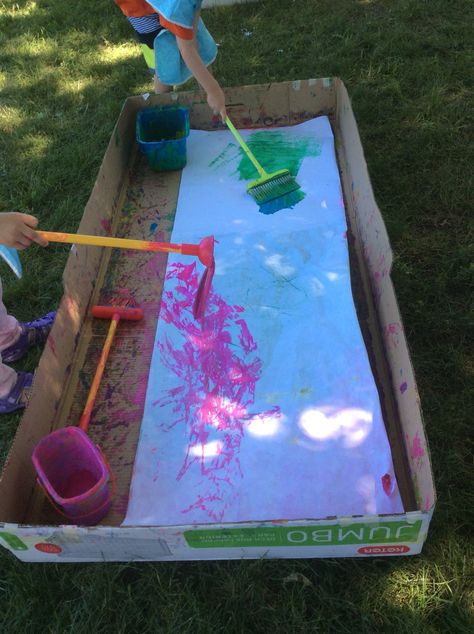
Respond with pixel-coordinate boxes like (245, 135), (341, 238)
(36, 447), (117, 524)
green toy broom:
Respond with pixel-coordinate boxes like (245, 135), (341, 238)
(225, 117), (300, 204)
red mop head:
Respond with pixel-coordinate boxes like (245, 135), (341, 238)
(91, 305), (144, 320)
(181, 235), (215, 267)
(193, 258), (215, 320)
(197, 236), (215, 268)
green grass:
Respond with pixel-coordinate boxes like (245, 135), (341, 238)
(1, 0), (473, 632)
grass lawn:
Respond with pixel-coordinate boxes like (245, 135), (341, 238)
(0, 0), (473, 632)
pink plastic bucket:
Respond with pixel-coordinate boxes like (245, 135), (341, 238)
(32, 427), (113, 525)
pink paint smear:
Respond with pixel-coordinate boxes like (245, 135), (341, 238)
(381, 473), (395, 496)
(411, 432), (425, 460)
(153, 261), (279, 522)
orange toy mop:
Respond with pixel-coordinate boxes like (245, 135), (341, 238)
(32, 301), (144, 525)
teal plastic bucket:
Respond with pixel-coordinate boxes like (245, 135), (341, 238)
(136, 106), (190, 171)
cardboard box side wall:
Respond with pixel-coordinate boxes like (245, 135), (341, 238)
(0, 79), (434, 562)
(333, 84), (416, 511)
(334, 85), (435, 511)
(1, 512), (432, 562)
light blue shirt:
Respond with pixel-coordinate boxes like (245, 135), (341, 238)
(147, 1), (217, 85)
(146, 0), (203, 29)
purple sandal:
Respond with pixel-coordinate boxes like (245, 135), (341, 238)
(0, 371), (33, 414)
(2, 311), (56, 363)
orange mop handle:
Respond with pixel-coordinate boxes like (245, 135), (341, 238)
(78, 314), (120, 432)
(37, 231), (200, 258)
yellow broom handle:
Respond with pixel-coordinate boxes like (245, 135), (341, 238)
(38, 231), (198, 257)
(225, 117), (267, 177)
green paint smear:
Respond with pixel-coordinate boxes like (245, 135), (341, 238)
(236, 131), (321, 181)
(208, 142), (240, 170)
(208, 132), (321, 214)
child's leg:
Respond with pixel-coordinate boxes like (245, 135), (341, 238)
(0, 359), (18, 398)
(153, 74), (172, 94)
(0, 277), (55, 410)
(126, 14), (171, 93)
(0, 279), (21, 351)
(0, 278), (21, 398)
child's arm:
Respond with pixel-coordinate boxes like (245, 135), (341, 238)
(177, 37), (226, 120)
(0, 212), (48, 249)
(172, 8), (226, 120)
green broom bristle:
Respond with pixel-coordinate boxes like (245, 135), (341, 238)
(247, 171), (300, 204)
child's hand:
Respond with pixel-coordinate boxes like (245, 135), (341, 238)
(206, 82), (226, 122)
(175, 36), (226, 122)
(0, 212), (49, 249)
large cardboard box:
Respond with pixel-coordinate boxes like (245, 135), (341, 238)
(0, 79), (435, 562)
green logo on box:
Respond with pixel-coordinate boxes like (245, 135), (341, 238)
(184, 521), (422, 549)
